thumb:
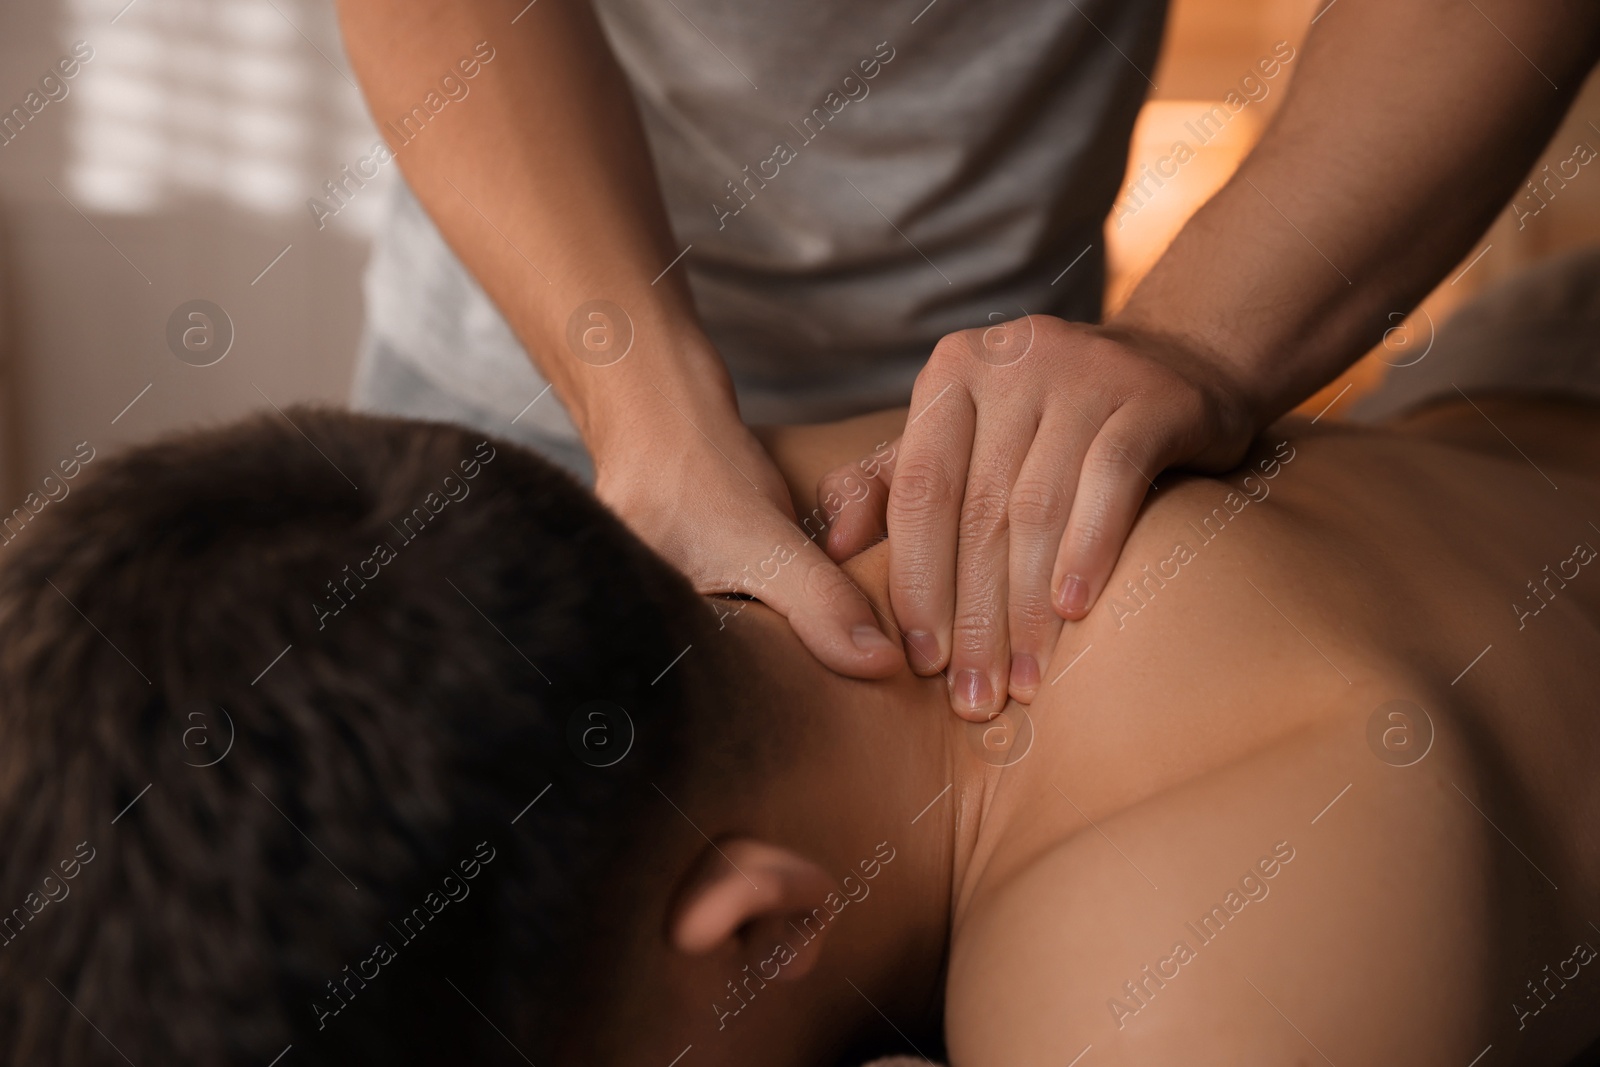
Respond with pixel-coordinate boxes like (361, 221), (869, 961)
(815, 437), (899, 562)
(726, 528), (904, 679)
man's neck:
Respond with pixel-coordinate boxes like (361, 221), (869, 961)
(755, 543), (1004, 1036)
(712, 543), (1004, 1047)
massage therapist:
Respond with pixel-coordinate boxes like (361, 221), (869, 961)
(335, 0), (1598, 718)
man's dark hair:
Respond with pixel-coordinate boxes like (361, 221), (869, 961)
(0, 409), (704, 1065)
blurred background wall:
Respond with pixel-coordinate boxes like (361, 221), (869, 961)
(0, 0), (385, 502)
(0, 0), (1598, 504)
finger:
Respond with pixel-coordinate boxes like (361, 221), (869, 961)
(887, 370), (976, 677)
(815, 438), (899, 562)
(1051, 405), (1166, 621)
(1003, 408), (1088, 704)
(945, 408), (1036, 721)
(732, 531), (904, 679)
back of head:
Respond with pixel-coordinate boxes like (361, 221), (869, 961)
(0, 409), (704, 1064)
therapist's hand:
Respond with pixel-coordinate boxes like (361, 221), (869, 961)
(594, 408), (905, 680)
(340, 0), (902, 682)
(817, 316), (1255, 718)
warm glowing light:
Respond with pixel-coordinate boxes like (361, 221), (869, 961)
(1104, 99), (1265, 314)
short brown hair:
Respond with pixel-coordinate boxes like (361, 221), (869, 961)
(0, 408), (702, 1064)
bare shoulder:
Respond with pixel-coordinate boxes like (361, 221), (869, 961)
(948, 419), (1600, 1065)
(944, 690), (1600, 1067)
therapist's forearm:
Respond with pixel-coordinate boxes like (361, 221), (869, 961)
(1112, 0), (1600, 424)
(339, 0), (911, 682)
(336, 0), (734, 460)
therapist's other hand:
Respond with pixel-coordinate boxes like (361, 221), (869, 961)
(817, 316), (1254, 718)
(594, 411), (904, 681)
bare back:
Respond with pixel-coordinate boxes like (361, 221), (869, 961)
(948, 399), (1600, 1066)
(763, 395), (1600, 1065)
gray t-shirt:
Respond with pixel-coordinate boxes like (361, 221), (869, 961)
(362, 0), (1167, 443)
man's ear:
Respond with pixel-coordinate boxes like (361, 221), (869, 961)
(669, 837), (837, 980)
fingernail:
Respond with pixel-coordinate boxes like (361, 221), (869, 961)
(904, 630), (941, 673)
(851, 625), (895, 653)
(952, 669), (993, 713)
(1057, 574), (1089, 617)
(1010, 652), (1040, 693)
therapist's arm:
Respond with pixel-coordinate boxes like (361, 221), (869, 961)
(1116, 0), (1600, 437)
(822, 0), (1600, 718)
(335, 0), (902, 678)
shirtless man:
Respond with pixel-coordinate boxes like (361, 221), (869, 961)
(0, 377), (1596, 1065)
(754, 396), (1600, 1066)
